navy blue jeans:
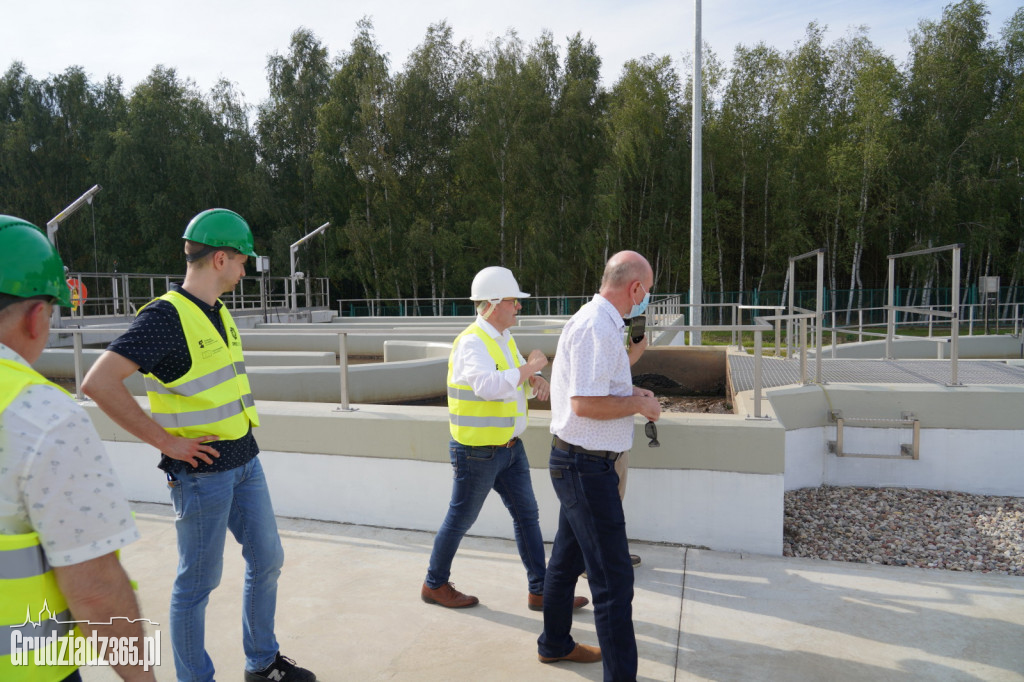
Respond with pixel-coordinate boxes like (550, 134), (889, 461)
(538, 445), (636, 682)
(426, 438), (546, 594)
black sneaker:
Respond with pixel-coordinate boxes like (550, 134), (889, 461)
(245, 653), (317, 681)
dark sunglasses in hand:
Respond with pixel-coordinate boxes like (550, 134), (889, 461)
(645, 420), (660, 448)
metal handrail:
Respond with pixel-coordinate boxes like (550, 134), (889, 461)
(886, 243), (963, 386)
(786, 249), (825, 381)
(61, 272), (331, 320)
(49, 327), (364, 410)
(50, 293), (1015, 422)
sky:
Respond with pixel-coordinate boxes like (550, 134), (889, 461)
(3, 0), (1019, 107)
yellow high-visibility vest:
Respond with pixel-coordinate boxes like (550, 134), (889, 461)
(447, 323), (525, 446)
(0, 361), (79, 681)
(0, 358), (71, 411)
(142, 291), (259, 440)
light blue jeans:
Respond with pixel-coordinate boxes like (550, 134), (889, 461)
(167, 458), (284, 681)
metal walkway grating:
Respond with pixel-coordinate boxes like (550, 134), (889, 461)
(729, 355), (1024, 393)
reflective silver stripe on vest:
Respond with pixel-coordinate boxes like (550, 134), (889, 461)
(0, 609), (74, 657)
(448, 414), (516, 429)
(447, 386), (484, 402)
(146, 363), (243, 397)
(151, 395), (253, 429)
(0, 544), (49, 580)
(447, 386), (517, 404)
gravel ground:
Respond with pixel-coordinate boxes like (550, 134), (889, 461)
(658, 395), (733, 413)
(784, 486), (1024, 575)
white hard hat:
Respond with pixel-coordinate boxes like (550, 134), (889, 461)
(470, 266), (530, 302)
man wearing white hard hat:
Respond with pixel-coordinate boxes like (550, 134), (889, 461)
(421, 266), (589, 612)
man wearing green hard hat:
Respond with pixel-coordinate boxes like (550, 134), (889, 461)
(84, 209), (316, 682)
(0, 215), (153, 681)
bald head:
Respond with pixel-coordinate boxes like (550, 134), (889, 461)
(598, 250), (654, 317)
(601, 251), (652, 291)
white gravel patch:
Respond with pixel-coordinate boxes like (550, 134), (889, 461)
(783, 486), (1024, 576)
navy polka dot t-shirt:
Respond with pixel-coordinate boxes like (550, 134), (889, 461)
(106, 284), (259, 474)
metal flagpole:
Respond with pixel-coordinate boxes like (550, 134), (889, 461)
(689, 0), (703, 345)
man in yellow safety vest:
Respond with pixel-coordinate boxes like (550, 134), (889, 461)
(421, 266), (589, 613)
(83, 209), (316, 682)
(0, 215), (152, 682)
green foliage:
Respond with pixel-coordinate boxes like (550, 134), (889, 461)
(1, 2), (1022, 304)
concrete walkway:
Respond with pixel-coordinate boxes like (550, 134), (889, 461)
(91, 503), (1024, 681)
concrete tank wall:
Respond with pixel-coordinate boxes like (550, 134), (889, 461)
(764, 383), (1024, 496)
(86, 400), (786, 555)
(239, 331), (561, 357)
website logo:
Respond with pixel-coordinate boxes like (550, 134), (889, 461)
(8, 601), (161, 671)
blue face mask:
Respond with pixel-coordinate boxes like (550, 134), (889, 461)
(628, 284), (650, 319)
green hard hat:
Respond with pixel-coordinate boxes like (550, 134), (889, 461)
(182, 208), (257, 257)
(0, 215), (72, 307)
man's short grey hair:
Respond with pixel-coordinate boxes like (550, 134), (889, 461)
(601, 258), (648, 289)
(0, 294), (46, 326)
(476, 300), (492, 315)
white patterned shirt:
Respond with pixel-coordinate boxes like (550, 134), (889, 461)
(549, 294), (635, 452)
(449, 316), (528, 438)
(0, 343), (139, 567)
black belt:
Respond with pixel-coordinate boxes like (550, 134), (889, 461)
(471, 437), (519, 449)
(552, 436), (622, 461)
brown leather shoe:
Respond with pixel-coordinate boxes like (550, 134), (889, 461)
(538, 643), (602, 664)
(527, 593), (589, 611)
(421, 582), (479, 608)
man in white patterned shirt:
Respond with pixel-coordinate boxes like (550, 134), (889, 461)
(0, 215), (150, 681)
(537, 250), (661, 681)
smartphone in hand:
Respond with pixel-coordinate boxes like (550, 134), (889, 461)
(628, 315), (646, 344)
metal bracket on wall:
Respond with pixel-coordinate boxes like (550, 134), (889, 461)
(827, 410), (920, 460)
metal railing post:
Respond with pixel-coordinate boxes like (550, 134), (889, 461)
(951, 245), (960, 386)
(787, 261), (795, 358)
(800, 317), (808, 384)
(731, 305), (738, 347)
(774, 313), (781, 357)
(336, 332), (357, 412)
(73, 330), (84, 400)
(815, 251), (823, 383)
(830, 309), (836, 359)
(886, 257), (895, 359)
(753, 329), (763, 419)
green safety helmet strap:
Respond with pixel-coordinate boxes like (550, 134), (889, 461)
(0, 216), (72, 307)
(182, 208), (257, 257)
